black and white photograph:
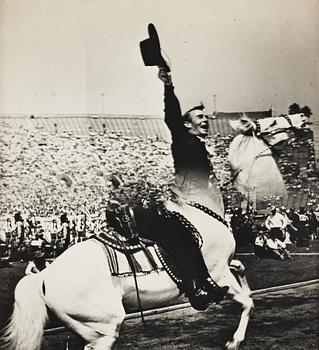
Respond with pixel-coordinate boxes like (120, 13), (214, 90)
(0, 0), (318, 349)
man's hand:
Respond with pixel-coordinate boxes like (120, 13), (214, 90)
(158, 68), (172, 86)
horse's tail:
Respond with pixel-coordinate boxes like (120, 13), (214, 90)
(1, 274), (48, 350)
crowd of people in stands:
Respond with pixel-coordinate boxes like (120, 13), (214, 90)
(0, 119), (176, 217)
(1, 203), (317, 266)
(0, 118), (318, 267)
(0, 210), (95, 266)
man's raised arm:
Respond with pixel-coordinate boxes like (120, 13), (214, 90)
(158, 68), (183, 133)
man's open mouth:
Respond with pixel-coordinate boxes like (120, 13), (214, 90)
(201, 123), (208, 131)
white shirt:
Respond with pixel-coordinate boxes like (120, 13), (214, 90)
(265, 212), (287, 230)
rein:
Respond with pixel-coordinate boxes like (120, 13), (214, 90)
(109, 230), (145, 323)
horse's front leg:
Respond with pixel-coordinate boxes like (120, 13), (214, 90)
(221, 266), (254, 350)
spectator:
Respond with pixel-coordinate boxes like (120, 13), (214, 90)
(296, 207), (310, 247)
(241, 212), (254, 246)
(254, 232), (268, 259)
(279, 206), (294, 244)
(230, 207), (254, 247)
(287, 207), (300, 243)
(264, 205), (287, 241)
(308, 209), (318, 240)
(25, 249), (50, 274)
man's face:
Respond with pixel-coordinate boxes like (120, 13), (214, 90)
(185, 110), (209, 137)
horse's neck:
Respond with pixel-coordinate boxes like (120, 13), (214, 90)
(165, 199), (217, 249)
(166, 200), (234, 271)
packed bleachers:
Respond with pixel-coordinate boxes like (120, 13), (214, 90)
(0, 119), (175, 217)
(0, 114), (318, 262)
(1, 114), (318, 215)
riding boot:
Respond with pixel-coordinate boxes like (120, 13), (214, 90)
(204, 277), (229, 303)
(184, 277), (229, 311)
(184, 279), (210, 311)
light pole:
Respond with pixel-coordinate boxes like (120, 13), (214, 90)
(35, 92), (38, 112)
(213, 94), (217, 116)
(52, 92), (56, 114)
(101, 92), (105, 114)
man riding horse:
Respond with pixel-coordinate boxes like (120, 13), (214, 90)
(105, 25), (229, 310)
(154, 66), (229, 306)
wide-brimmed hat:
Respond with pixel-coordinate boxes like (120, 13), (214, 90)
(139, 23), (170, 71)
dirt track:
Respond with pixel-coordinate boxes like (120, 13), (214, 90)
(1, 245), (318, 349)
(41, 282), (319, 350)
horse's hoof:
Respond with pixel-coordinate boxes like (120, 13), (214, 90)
(225, 340), (239, 350)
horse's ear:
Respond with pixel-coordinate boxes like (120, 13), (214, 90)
(241, 112), (250, 120)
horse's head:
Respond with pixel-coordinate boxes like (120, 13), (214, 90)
(229, 113), (255, 134)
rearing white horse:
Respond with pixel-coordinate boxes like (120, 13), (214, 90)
(1, 200), (253, 350)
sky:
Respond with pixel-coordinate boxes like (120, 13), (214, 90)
(0, 0), (318, 118)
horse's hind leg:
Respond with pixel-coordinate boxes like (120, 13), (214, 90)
(219, 264), (254, 350)
(45, 292), (126, 350)
(43, 240), (126, 350)
(72, 276), (126, 349)
(83, 313), (125, 350)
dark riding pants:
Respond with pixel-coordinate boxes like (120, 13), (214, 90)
(133, 206), (209, 281)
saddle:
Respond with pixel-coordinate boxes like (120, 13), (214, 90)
(93, 205), (201, 287)
(94, 225), (182, 281)
(94, 204), (230, 311)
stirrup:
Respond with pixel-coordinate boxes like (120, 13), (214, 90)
(205, 277), (229, 303)
(184, 279), (210, 311)
(188, 287), (210, 311)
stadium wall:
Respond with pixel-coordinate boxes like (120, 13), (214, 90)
(0, 114), (239, 141)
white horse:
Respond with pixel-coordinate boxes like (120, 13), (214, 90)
(1, 200), (254, 350)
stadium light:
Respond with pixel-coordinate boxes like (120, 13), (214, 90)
(101, 92), (105, 114)
(213, 94), (217, 116)
(51, 92), (56, 114)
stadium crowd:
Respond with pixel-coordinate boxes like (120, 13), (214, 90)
(1, 202), (317, 265)
(0, 118), (318, 264)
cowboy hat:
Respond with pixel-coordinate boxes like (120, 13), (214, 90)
(139, 23), (170, 71)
